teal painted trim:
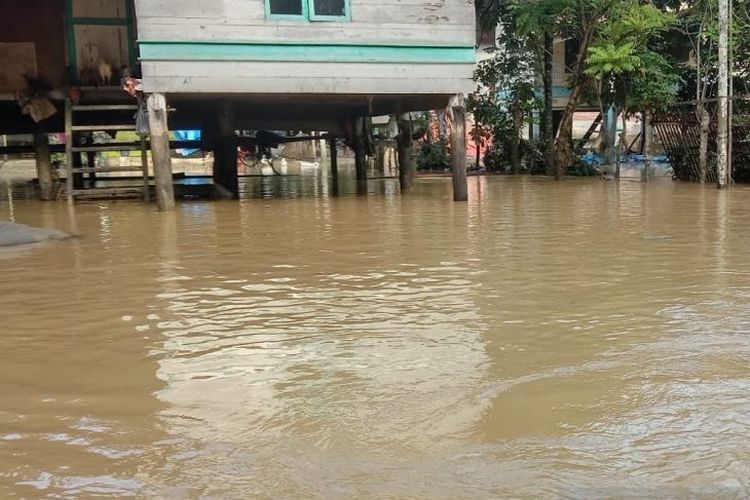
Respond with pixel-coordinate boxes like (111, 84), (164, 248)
(308, 0), (351, 22)
(139, 42), (475, 64)
(264, 0), (309, 21)
(65, 0), (78, 84)
(71, 17), (129, 26)
(140, 39), (468, 49)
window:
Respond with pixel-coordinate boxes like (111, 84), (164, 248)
(268, 0), (304, 16)
(564, 38), (580, 74)
(266, 0), (350, 21)
(310, 0), (346, 19)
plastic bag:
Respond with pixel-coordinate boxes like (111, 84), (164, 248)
(135, 97), (150, 137)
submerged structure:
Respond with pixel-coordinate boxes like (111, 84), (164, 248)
(1, 0), (477, 208)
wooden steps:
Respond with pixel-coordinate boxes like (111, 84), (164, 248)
(65, 100), (150, 202)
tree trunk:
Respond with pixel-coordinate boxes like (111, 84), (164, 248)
(476, 135), (481, 169)
(543, 32), (554, 176)
(552, 23), (596, 179)
(698, 104), (709, 183)
(553, 82), (585, 179)
(616, 113), (627, 180)
(510, 98), (522, 175)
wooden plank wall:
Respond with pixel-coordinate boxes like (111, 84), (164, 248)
(135, 0), (476, 47)
(0, 0), (66, 92)
(142, 61), (474, 94)
(73, 0), (131, 78)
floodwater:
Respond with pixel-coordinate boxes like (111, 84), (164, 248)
(2, 171), (750, 498)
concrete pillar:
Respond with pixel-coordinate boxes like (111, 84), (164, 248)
(33, 128), (54, 200)
(451, 95), (468, 202)
(213, 103), (238, 198)
(147, 93), (175, 211)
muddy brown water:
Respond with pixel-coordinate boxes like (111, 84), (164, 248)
(2, 173), (750, 498)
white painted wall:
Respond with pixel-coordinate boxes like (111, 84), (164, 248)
(135, 0), (476, 96)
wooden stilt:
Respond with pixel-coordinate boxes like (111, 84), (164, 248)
(65, 99), (74, 202)
(73, 153), (84, 190)
(319, 133), (328, 162)
(451, 95), (468, 202)
(375, 141), (386, 176)
(140, 136), (151, 201)
(147, 93), (175, 211)
(643, 110), (653, 183)
(329, 137), (339, 197)
(86, 152), (97, 183)
(213, 103), (238, 198)
(33, 128), (54, 201)
(329, 137), (338, 178)
(354, 118), (367, 194)
(397, 115), (415, 192)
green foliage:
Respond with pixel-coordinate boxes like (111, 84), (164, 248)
(416, 140), (451, 171)
(584, 0), (678, 116)
(469, 20), (539, 172)
(483, 147), (507, 172)
(586, 42), (640, 76)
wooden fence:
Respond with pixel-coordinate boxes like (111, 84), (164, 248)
(653, 110), (750, 183)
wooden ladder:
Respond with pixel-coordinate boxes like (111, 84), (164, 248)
(64, 100), (150, 202)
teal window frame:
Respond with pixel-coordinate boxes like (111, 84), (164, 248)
(264, 0), (309, 21)
(308, 0), (351, 21)
(264, 0), (350, 22)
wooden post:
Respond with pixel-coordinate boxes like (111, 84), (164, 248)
(147, 93), (175, 211)
(140, 136), (150, 202)
(329, 137), (339, 197)
(86, 152), (96, 183)
(33, 128), (54, 200)
(213, 103), (239, 198)
(65, 98), (74, 202)
(329, 137), (338, 178)
(397, 115), (415, 192)
(643, 110), (653, 183)
(451, 95), (468, 202)
(73, 153), (84, 190)
(375, 141), (386, 176)
(319, 132), (328, 162)
(354, 117), (367, 194)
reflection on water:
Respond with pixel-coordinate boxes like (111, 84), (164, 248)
(2, 169), (750, 497)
